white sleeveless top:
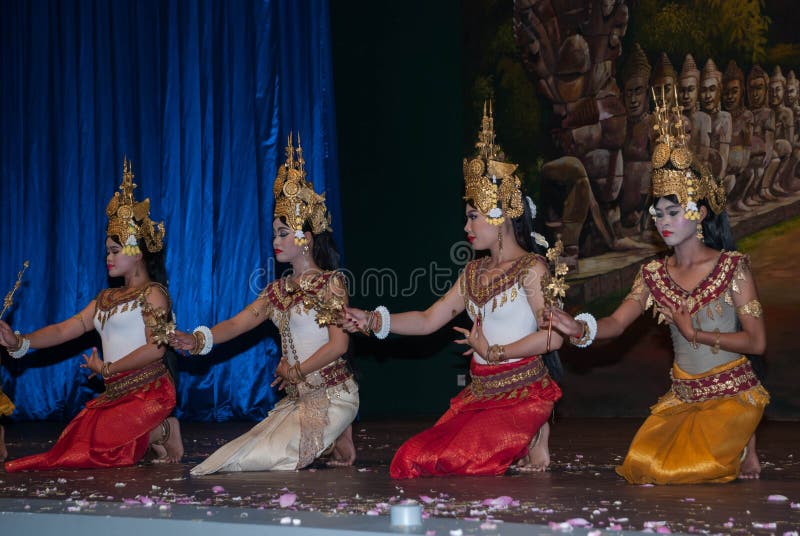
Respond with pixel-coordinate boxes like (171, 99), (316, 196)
(92, 284), (169, 363)
(460, 253), (542, 365)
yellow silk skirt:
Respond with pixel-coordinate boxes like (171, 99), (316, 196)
(616, 357), (769, 485)
(0, 388), (14, 417)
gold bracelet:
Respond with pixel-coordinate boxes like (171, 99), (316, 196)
(101, 362), (112, 380)
(10, 332), (24, 352)
(690, 328), (699, 350)
(190, 331), (205, 355)
(569, 320), (590, 347)
(711, 329), (721, 354)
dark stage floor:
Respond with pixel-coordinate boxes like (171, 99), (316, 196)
(1, 418), (798, 534)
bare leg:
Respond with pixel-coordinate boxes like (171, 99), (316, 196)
(517, 421), (551, 473)
(0, 425), (6, 462)
(327, 424), (356, 467)
(148, 417), (184, 463)
(739, 434), (761, 480)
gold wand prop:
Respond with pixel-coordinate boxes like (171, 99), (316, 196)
(542, 240), (569, 352)
(1, 260), (30, 320)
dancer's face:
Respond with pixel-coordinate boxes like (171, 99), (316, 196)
(652, 198), (703, 247)
(105, 236), (141, 278)
(464, 203), (497, 251)
(272, 218), (307, 263)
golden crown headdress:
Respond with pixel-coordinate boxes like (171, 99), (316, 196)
(106, 158), (165, 255)
(273, 133), (332, 246)
(650, 87), (726, 220)
(463, 101), (523, 225)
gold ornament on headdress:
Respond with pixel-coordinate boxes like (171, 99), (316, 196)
(106, 158), (165, 255)
(273, 133), (332, 246)
(463, 101), (523, 225)
(650, 86), (726, 220)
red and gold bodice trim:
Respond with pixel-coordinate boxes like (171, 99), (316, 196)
(633, 251), (748, 317)
(95, 283), (171, 330)
(461, 253), (541, 310)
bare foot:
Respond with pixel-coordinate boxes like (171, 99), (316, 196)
(149, 417), (184, 463)
(517, 422), (550, 473)
(0, 425), (7, 462)
(327, 425), (356, 467)
(739, 434), (761, 480)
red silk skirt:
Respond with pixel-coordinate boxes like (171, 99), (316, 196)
(390, 356), (561, 479)
(5, 362), (175, 472)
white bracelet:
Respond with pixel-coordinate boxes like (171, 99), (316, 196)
(9, 331), (30, 359)
(194, 325), (214, 355)
(573, 313), (597, 348)
(374, 306), (391, 340)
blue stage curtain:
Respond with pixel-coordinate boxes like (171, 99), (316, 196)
(0, 0), (341, 422)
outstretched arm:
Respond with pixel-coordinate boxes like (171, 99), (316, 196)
(344, 274), (466, 337)
(171, 295), (271, 351)
(0, 301), (95, 351)
(544, 268), (646, 344)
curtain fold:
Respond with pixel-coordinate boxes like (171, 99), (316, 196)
(0, 0), (341, 422)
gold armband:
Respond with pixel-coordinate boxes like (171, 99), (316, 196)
(736, 299), (763, 318)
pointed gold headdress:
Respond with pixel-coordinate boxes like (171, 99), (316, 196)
(106, 158), (165, 255)
(273, 133), (332, 245)
(650, 87), (726, 220)
(463, 101), (523, 225)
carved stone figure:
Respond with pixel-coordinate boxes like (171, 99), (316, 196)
(651, 52), (677, 106)
(721, 60), (753, 204)
(736, 65), (775, 210)
(767, 66), (797, 195)
(700, 58), (731, 183)
(514, 0), (640, 260)
(786, 70), (800, 147)
(678, 54), (711, 165)
(620, 43), (652, 228)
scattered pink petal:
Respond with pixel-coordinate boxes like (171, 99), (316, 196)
(752, 522), (777, 529)
(482, 495), (513, 508)
(480, 522), (497, 530)
(366, 509), (379, 516)
(279, 493), (297, 508)
(567, 518), (591, 527)
(419, 495), (435, 504)
(608, 524), (623, 531)
(791, 502), (800, 509)
(280, 516), (292, 524)
(588, 531), (602, 536)
(767, 494), (789, 502)
(548, 521), (574, 532)
(425, 531), (436, 536)
(211, 486), (225, 494)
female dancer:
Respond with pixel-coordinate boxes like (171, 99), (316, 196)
(546, 99), (768, 484)
(343, 106), (562, 478)
(0, 160), (183, 471)
(171, 135), (358, 474)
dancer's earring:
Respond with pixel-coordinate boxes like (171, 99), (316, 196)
(696, 223), (704, 242)
(303, 243), (310, 256)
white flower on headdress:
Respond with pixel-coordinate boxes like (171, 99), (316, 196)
(525, 196), (537, 220)
(685, 200), (698, 213)
(648, 205), (656, 216)
(488, 207), (503, 219)
(531, 232), (549, 248)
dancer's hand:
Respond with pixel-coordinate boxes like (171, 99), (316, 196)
(80, 347), (103, 378)
(341, 307), (369, 334)
(169, 330), (195, 351)
(453, 316), (489, 357)
(666, 301), (694, 341)
(271, 357), (290, 390)
(541, 306), (583, 338)
(0, 320), (17, 348)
